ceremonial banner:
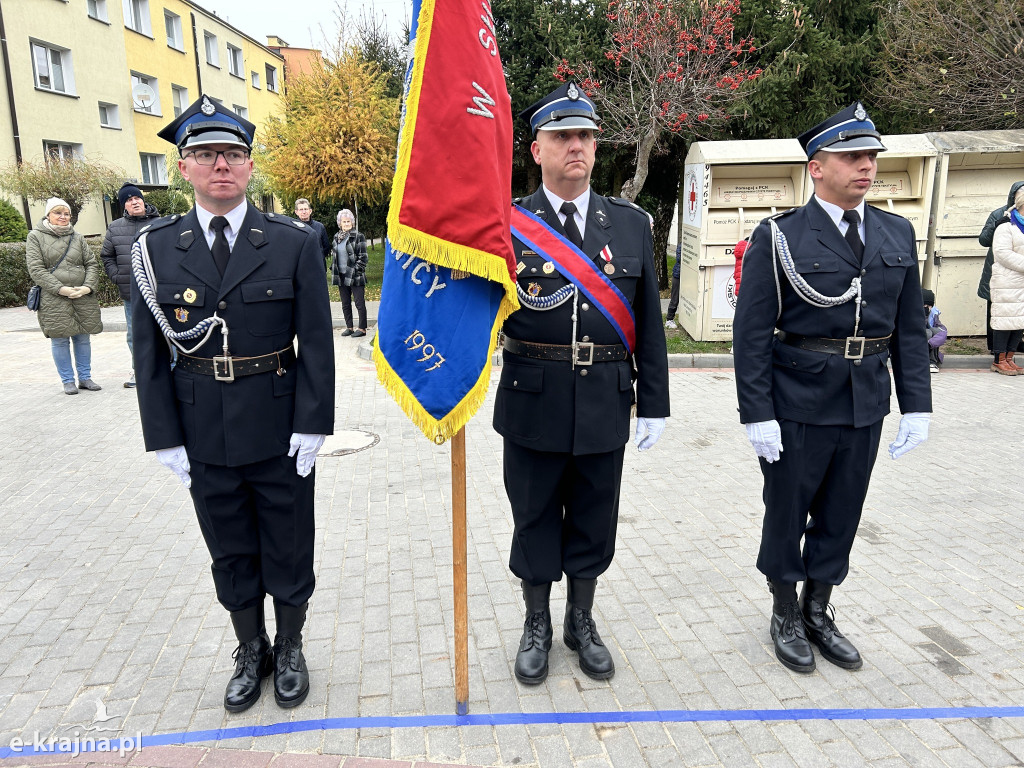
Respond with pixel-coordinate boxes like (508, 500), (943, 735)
(373, 0), (518, 444)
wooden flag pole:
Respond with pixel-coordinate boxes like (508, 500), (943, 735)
(452, 427), (469, 715)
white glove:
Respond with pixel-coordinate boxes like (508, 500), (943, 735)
(155, 446), (191, 488)
(634, 417), (666, 451)
(888, 412), (930, 460)
(288, 433), (326, 477)
(746, 420), (783, 463)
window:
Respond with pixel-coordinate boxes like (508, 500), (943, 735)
(227, 44), (243, 77)
(233, 105), (248, 119)
(140, 153), (167, 185)
(44, 141), (82, 163)
(265, 64), (278, 93)
(250, 71), (261, 89)
(98, 102), (120, 128)
(87, 0), (108, 22)
(123, 0), (151, 35)
(164, 11), (183, 50)
(204, 32), (219, 67)
(171, 84), (188, 117)
(130, 72), (160, 114)
(31, 42), (75, 95)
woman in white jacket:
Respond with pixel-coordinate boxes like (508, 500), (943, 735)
(990, 187), (1024, 375)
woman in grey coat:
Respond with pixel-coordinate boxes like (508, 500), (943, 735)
(25, 198), (103, 394)
(330, 208), (368, 337)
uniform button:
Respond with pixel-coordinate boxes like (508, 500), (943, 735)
(792, 361), (797, 366)
(623, 268), (628, 273)
(218, 301), (227, 310)
(854, 359), (863, 366)
(266, 289), (273, 296)
(513, 380), (518, 386)
(861, 269), (867, 275)
(582, 303), (590, 311)
(862, 300), (868, 306)
(813, 263), (820, 269)
(174, 293), (181, 300)
(580, 369), (588, 376)
(531, 267), (537, 273)
(582, 335), (590, 342)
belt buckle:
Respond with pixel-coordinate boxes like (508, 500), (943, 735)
(844, 336), (865, 360)
(574, 341), (594, 366)
(213, 355), (235, 382)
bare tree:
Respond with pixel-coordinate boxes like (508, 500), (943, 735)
(872, 0), (1024, 131)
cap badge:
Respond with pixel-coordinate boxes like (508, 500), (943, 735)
(567, 83), (580, 101)
(854, 103), (867, 121)
(201, 96), (216, 116)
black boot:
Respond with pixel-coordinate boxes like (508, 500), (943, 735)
(801, 580), (862, 669)
(769, 580), (815, 673)
(563, 578), (614, 680)
(515, 581), (553, 684)
(224, 605), (272, 712)
(272, 601), (310, 708)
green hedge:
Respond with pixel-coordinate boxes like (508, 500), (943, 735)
(0, 239), (120, 308)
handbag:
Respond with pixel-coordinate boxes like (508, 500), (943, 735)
(26, 237), (74, 311)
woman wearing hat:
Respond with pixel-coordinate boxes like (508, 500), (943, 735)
(26, 198), (103, 394)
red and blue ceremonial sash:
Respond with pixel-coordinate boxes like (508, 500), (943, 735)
(510, 204), (636, 354)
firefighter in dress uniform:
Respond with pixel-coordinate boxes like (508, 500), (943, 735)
(494, 82), (670, 684)
(732, 102), (932, 673)
(131, 96), (335, 710)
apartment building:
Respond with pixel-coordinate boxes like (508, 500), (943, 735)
(0, 0), (288, 235)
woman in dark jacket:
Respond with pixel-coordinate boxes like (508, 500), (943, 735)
(26, 198), (103, 394)
(331, 208), (368, 337)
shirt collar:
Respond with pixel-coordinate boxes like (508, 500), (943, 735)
(814, 195), (866, 232)
(196, 200), (248, 239)
(542, 185), (590, 222)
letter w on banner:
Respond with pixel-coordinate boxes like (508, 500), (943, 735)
(373, 0), (518, 444)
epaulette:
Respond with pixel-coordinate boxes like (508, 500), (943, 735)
(512, 197), (523, 205)
(137, 214), (182, 235)
(870, 205), (905, 219)
(607, 197), (649, 216)
(264, 212), (309, 230)
(769, 207), (798, 220)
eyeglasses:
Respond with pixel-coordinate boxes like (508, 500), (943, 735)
(184, 149), (250, 166)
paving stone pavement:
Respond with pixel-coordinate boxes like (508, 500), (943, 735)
(1, 319), (1023, 767)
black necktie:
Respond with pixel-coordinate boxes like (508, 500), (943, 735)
(210, 216), (231, 276)
(842, 209), (864, 261)
(559, 202), (584, 249)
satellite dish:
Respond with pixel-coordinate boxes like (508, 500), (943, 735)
(132, 83), (156, 109)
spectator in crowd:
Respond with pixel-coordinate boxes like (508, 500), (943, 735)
(978, 181), (1024, 353)
(331, 209), (368, 338)
(665, 243), (681, 329)
(294, 198), (331, 264)
(922, 289), (947, 374)
(101, 183), (160, 388)
(989, 187), (1024, 375)
(26, 198), (103, 395)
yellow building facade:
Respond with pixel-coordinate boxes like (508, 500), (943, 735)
(0, 0), (286, 236)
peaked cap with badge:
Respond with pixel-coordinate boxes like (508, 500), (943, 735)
(798, 101), (887, 159)
(157, 94), (255, 151)
(519, 81), (600, 135)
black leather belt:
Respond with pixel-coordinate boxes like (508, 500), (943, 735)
(503, 336), (628, 365)
(177, 346), (296, 382)
(777, 331), (891, 360)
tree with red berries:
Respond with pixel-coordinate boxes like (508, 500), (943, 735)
(558, 0), (760, 201)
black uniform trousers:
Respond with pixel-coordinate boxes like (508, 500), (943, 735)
(503, 439), (625, 586)
(756, 418), (884, 587)
(189, 454), (316, 612)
